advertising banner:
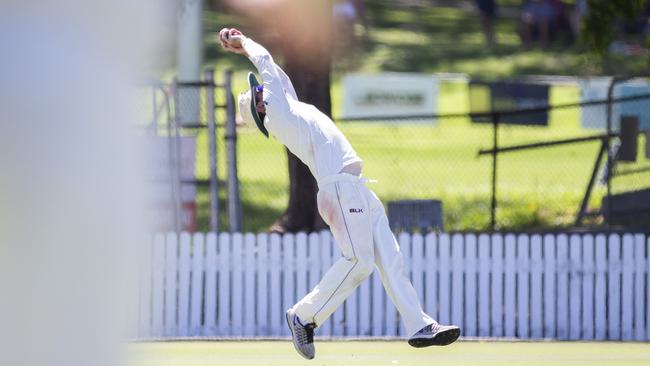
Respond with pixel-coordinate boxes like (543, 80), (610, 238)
(469, 81), (550, 126)
(580, 78), (650, 131)
(341, 73), (439, 121)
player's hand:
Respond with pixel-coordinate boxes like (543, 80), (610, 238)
(219, 28), (248, 56)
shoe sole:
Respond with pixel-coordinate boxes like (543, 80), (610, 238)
(285, 310), (314, 360)
(408, 327), (461, 348)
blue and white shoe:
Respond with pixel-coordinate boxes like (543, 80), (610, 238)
(285, 309), (316, 359)
(408, 323), (461, 348)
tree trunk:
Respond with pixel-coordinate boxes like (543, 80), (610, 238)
(268, 149), (321, 233)
(220, 0), (333, 233)
(269, 0), (332, 233)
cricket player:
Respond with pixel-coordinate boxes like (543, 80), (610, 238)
(219, 27), (460, 360)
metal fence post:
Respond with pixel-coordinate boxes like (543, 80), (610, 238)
(225, 69), (242, 232)
(170, 80), (183, 232)
(490, 112), (500, 231)
(205, 69), (219, 232)
(575, 139), (608, 226)
(605, 78), (616, 229)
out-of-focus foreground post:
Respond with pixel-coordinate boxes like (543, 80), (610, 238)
(0, 1), (171, 366)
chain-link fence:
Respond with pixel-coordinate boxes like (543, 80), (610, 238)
(473, 80), (650, 231)
(137, 69), (241, 233)
(139, 74), (650, 233)
(234, 76), (650, 232)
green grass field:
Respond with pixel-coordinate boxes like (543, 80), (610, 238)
(130, 340), (650, 366)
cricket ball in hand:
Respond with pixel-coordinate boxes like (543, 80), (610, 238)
(219, 29), (231, 45)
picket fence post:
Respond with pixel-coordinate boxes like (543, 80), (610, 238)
(530, 234), (543, 339)
(490, 233), (504, 337)
(477, 233), (490, 337)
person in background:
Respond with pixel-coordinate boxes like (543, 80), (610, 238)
(333, 0), (368, 52)
(520, 0), (553, 48)
(520, 0), (574, 48)
(475, 0), (498, 47)
(571, 0), (588, 43)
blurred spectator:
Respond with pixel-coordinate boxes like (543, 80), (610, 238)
(520, 0), (552, 48)
(609, 1), (650, 56)
(333, 0), (368, 52)
(475, 0), (498, 47)
(620, 1), (650, 37)
(571, 0), (588, 42)
(334, 0), (357, 24)
(520, 0), (573, 48)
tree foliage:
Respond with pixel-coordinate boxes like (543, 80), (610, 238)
(582, 0), (648, 54)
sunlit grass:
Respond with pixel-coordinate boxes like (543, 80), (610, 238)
(131, 340), (650, 366)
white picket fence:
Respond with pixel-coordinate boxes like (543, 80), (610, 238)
(136, 232), (650, 340)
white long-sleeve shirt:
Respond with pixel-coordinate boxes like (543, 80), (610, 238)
(242, 38), (363, 183)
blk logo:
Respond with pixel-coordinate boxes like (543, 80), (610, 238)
(349, 208), (363, 213)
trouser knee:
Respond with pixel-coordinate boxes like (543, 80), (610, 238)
(350, 258), (374, 285)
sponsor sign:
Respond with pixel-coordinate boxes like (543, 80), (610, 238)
(469, 81), (550, 126)
(341, 73), (438, 120)
(580, 78), (650, 130)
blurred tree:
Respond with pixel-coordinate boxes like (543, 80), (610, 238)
(582, 0), (648, 55)
(268, 0), (332, 233)
(220, 0), (333, 233)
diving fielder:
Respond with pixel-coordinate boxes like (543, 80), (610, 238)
(219, 27), (460, 360)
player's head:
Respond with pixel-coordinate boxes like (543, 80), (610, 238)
(238, 72), (269, 137)
(254, 86), (266, 114)
(238, 86), (265, 120)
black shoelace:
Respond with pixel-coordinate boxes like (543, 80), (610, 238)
(298, 323), (315, 344)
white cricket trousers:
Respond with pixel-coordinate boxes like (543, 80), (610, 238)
(292, 173), (435, 337)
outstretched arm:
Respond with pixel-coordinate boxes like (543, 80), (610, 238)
(219, 28), (297, 100)
(273, 63), (298, 100)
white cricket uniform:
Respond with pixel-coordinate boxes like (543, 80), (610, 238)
(243, 38), (435, 337)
